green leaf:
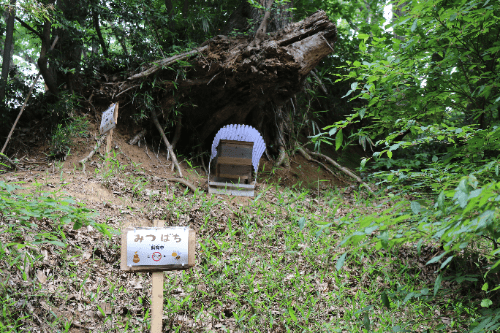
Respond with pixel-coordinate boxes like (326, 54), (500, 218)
(335, 129), (343, 150)
(434, 273), (443, 296)
(47, 241), (67, 247)
(329, 127), (337, 136)
(482, 283), (489, 291)
(481, 299), (493, 308)
(381, 292), (391, 309)
(297, 217), (306, 230)
(440, 256), (454, 270)
(73, 220), (83, 230)
(362, 312), (371, 331)
(411, 19), (418, 32)
(358, 33), (369, 40)
(427, 252), (447, 265)
(457, 192), (468, 208)
(411, 201), (421, 214)
(288, 307), (297, 323)
(437, 191), (445, 208)
(359, 108), (366, 119)
(336, 252), (348, 271)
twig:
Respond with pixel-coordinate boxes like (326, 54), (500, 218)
(115, 84), (139, 97)
(150, 108), (183, 177)
(207, 72), (220, 85)
(1, 36), (59, 154)
(79, 134), (107, 173)
(144, 138), (152, 160)
(165, 178), (198, 193)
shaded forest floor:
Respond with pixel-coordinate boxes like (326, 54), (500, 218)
(0, 115), (483, 332)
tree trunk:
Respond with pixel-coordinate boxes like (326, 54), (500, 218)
(0, 0), (16, 103)
(38, 19), (59, 96)
(93, 6), (109, 58)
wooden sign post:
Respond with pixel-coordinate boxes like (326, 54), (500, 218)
(99, 102), (119, 168)
(121, 220), (196, 332)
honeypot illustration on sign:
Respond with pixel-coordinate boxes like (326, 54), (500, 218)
(172, 250), (182, 260)
(133, 252), (140, 263)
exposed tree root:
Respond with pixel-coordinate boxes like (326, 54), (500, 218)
(150, 108), (183, 177)
(304, 148), (375, 195)
(128, 129), (146, 145)
(79, 134), (107, 173)
(296, 146), (312, 160)
(0, 153), (17, 170)
(295, 146), (338, 179)
(275, 146), (290, 169)
(166, 178), (198, 193)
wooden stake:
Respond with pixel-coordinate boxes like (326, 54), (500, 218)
(151, 219), (164, 333)
(105, 102), (119, 167)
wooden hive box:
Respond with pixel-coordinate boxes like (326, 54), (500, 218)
(215, 140), (253, 182)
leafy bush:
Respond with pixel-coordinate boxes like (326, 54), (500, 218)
(49, 116), (89, 159)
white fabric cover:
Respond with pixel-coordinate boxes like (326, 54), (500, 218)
(210, 124), (266, 173)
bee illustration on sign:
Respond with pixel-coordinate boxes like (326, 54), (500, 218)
(172, 250), (181, 261)
(133, 251), (140, 263)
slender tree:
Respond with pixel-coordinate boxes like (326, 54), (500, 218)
(0, 0), (16, 103)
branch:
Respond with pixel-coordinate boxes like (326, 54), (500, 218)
(150, 108), (183, 177)
(166, 178), (198, 193)
(79, 134), (107, 172)
(129, 129), (146, 145)
(15, 17), (42, 39)
(127, 46), (208, 80)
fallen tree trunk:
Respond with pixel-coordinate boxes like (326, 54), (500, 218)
(109, 10), (337, 154)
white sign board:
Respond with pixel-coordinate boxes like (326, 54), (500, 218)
(126, 227), (190, 267)
(100, 104), (117, 135)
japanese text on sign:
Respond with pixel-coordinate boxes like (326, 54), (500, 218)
(126, 227), (189, 267)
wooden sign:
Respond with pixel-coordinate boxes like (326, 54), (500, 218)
(120, 225), (196, 272)
(100, 103), (117, 135)
(121, 220), (196, 333)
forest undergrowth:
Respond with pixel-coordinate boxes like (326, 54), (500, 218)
(0, 150), (492, 332)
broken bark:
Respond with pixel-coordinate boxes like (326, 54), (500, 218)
(115, 10), (337, 151)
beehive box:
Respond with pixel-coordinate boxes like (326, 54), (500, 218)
(215, 140), (254, 182)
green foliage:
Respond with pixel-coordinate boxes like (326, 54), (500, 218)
(49, 115), (89, 159)
(313, 0), (500, 329)
(0, 180), (113, 237)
